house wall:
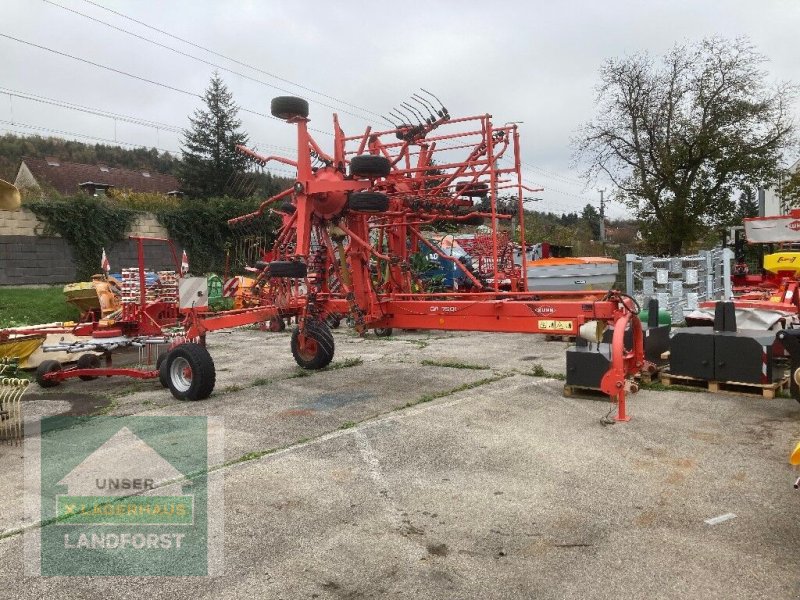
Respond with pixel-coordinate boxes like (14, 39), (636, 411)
(0, 208), (174, 285)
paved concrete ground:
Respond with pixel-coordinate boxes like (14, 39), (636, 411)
(1, 327), (800, 598)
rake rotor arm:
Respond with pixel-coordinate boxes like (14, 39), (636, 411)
(235, 144), (298, 168)
(227, 187), (294, 226)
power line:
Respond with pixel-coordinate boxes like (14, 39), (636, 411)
(0, 118), (179, 154)
(0, 123), (298, 178)
(44, 0), (379, 124)
(0, 87), (296, 153)
(521, 160), (587, 188)
(0, 33), (333, 136)
(78, 0), (386, 122)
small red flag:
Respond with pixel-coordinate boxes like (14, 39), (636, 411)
(101, 248), (110, 273)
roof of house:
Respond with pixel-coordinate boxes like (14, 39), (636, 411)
(19, 157), (181, 195)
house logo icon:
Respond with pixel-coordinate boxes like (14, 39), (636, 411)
(31, 415), (219, 576)
(55, 426), (194, 526)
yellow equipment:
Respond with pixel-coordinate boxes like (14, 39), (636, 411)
(763, 252), (800, 276)
(0, 178), (21, 211)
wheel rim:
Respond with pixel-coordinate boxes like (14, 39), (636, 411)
(297, 335), (319, 361)
(170, 356), (192, 392)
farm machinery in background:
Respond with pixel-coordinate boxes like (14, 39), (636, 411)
(1, 96), (649, 420)
(170, 93), (649, 421)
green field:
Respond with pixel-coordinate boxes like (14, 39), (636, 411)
(0, 286), (80, 328)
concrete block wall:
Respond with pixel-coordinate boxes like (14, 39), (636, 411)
(0, 209), (175, 285)
(129, 214), (169, 238)
(0, 208), (41, 237)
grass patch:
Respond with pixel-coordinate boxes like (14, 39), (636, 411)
(286, 369), (313, 379)
(0, 286), (80, 328)
(525, 363), (566, 381)
(401, 373), (512, 409)
(90, 398), (118, 416)
(638, 380), (705, 393)
(421, 359), (490, 371)
(338, 421), (357, 429)
(323, 357), (364, 371)
(252, 377), (272, 387)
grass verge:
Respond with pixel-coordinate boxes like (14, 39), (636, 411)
(0, 286), (79, 328)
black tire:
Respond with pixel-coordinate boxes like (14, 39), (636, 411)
(270, 96), (309, 120)
(36, 360), (62, 388)
(280, 200), (296, 214)
(269, 260), (307, 278)
(161, 343), (216, 401)
(291, 321), (335, 369)
(456, 181), (489, 197)
(156, 352), (170, 388)
(76, 353), (100, 381)
(374, 328), (393, 338)
(326, 315), (341, 329)
(347, 192), (389, 213)
(350, 155), (392, 178)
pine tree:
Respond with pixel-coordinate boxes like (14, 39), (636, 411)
(179, 73), (249, 199)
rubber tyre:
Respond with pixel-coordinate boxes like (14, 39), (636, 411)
(36, 360), (62, 388)
(269, 260), (307, 278)
(326, 315), (341, 329)
(347, 192), (389, 213)
(156, 352), (170, 388)
(271, 96), (309, 120)
(456, 182), (489, 197)
(280, 200), (296, 214)
(291, 321), (335, 369)
(76, 353), (100, 381)
(374, 328), (393, 338)
(269, 318), (286, 332)
(350, 155), (391, 178)
(161, 343), (216, 401)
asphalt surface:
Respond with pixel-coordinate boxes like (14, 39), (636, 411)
(1, 327), (799, 598)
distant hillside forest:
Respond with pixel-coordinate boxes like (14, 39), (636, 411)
(0, 133), (180, 182)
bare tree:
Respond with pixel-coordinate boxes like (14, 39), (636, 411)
(575, 37), (796, 254)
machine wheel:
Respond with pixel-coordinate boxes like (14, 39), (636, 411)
(36, 360), (62, 388)
(350, 155), (392, 178)
(269, 260), (307, 278)
(326, 315), (341, 329)
(280, 200), (296, 213)
(161, 343), (216, 401)
(270, 96), (309, 120)
(347, 192), (389, 213)
(374, 328), (393, 338)
(156, 352), (170, 388)
(291, 321), (334, 369)
(269, 318), (286, 332)
(76, 353), (100, 381)
(456, 182), (488, 197)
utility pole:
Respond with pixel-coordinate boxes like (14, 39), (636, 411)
(598, 188), (606, 255)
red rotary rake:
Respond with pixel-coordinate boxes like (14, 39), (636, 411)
(178, 93), (647, 421)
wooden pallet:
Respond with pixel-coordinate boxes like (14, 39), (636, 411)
(636, 366), (667, 384)
(660, 371), (788, 399)
(545, 334), (576, 343)
(562, 384), (608, 399)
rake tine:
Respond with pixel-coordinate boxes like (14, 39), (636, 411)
(401, 102), (426, 125)
(420, 88), (446, 116)
(411, 95), (437, 122)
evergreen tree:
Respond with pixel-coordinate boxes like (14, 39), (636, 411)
(180, 72), (249, 199)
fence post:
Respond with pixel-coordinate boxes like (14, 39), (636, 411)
(625, 254), (637, 295)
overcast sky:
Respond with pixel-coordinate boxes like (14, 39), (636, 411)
(2, 0), (799, 218)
